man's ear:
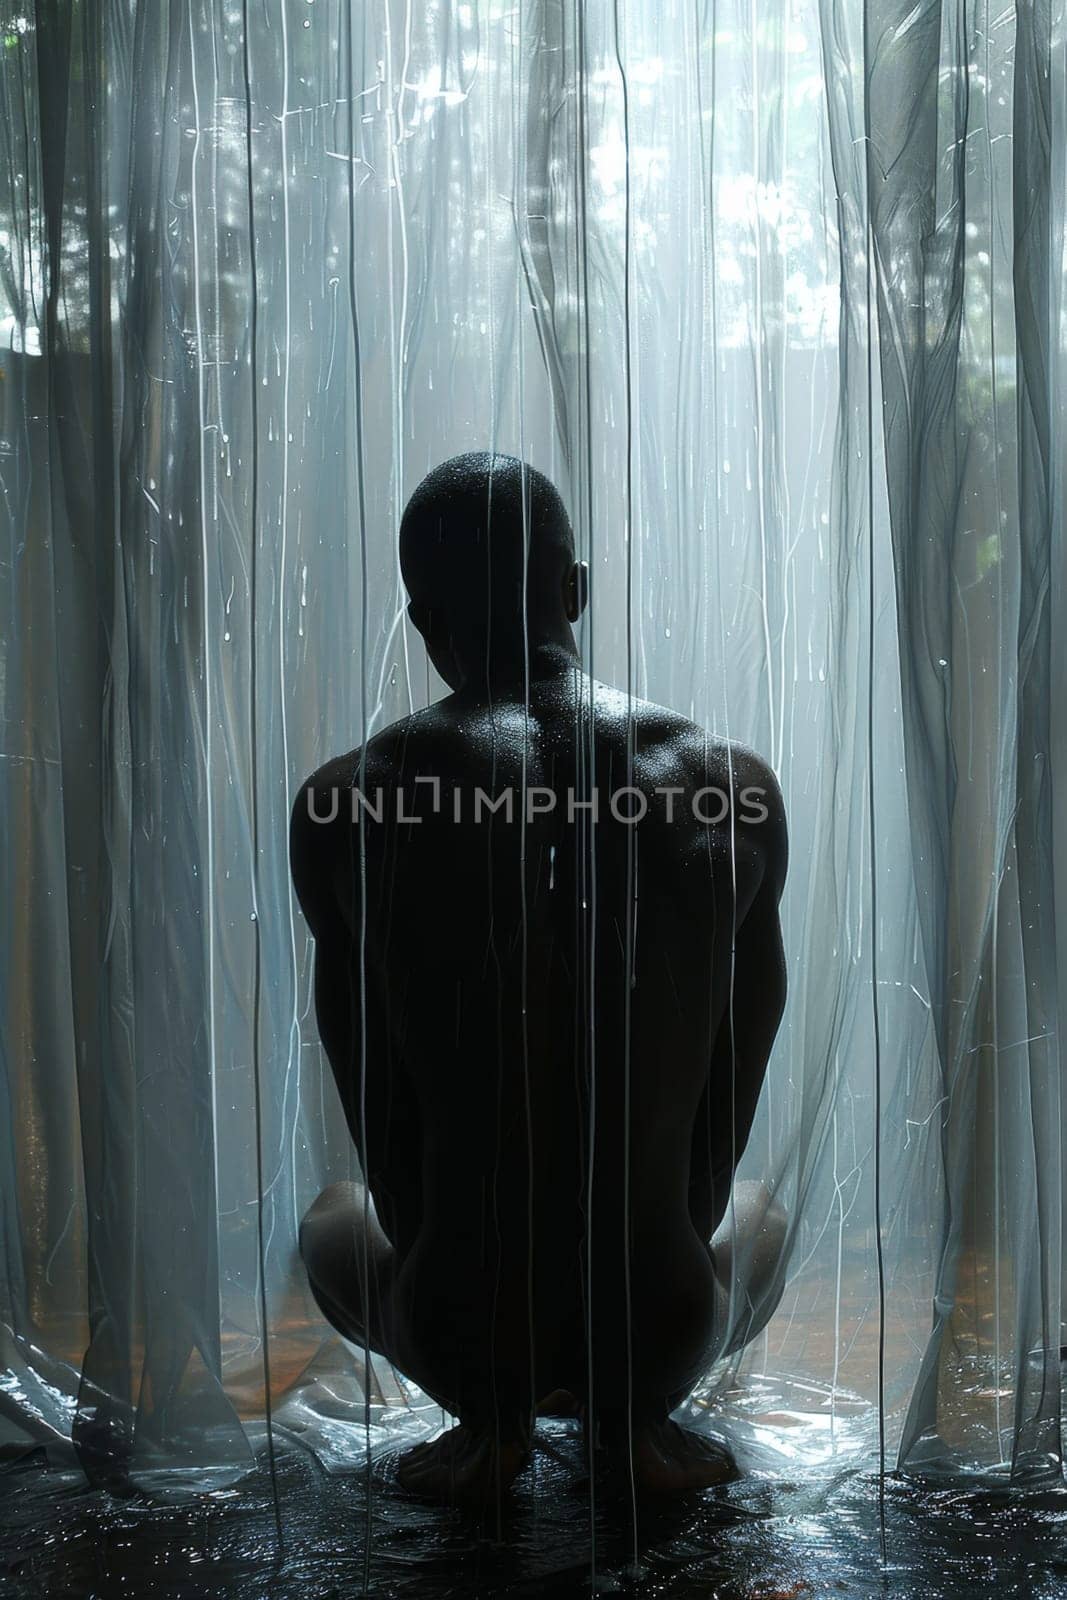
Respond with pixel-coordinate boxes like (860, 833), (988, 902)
(565, 560), (589, 622)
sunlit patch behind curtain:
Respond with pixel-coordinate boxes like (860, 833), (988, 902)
(0, 0), (1062, 1487)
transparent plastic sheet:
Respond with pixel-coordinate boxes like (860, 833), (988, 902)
(4, 1420), (1067, 1597)
(0, 0), (1064, 1585)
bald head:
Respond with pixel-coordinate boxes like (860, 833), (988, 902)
(399, 454), (584, 686)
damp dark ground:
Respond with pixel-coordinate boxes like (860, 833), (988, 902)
(2, 1421), (1066, 1599)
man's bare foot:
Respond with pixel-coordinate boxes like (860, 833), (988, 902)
(396, 1423), (531, 1505)
(599, 1420), (737, 1496)
(536, 1388), (583, 1418)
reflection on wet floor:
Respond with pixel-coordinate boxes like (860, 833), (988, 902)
(3, 1417), (1066, 1600)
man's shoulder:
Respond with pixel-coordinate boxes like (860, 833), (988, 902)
(290, 713), (444, 915)
(297, 707), (457, 793)
(670, 723), (783, 814)
(601, 691), (786, 878)
(596, 687), (780, 793)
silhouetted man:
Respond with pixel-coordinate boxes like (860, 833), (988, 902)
(291, 454), (788, 1503)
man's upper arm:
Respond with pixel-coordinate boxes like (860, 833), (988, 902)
(675, 728), (788, 910)
(734, 749), (788, 905)
(290, 768), (372, 1079)
(290, 763), (423, 1245)
(291, 773), (342, 937)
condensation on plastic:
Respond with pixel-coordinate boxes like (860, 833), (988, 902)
(0, 0), (1064, 1566)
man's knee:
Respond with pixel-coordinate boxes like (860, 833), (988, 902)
(765, 1195), (787, 1241)
(298, 1203), (325, 1282)
(298, 1205), (318, 1272)
(756, 1187), (788, 1256)
(299, 1181), (360, 1279)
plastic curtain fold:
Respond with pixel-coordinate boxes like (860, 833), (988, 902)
(0, 0), (1063, 1492)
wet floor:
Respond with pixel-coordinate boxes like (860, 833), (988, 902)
(3, 1418), (1066, 1599)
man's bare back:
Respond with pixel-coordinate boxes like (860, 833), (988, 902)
(291, 457), (788, 1504)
